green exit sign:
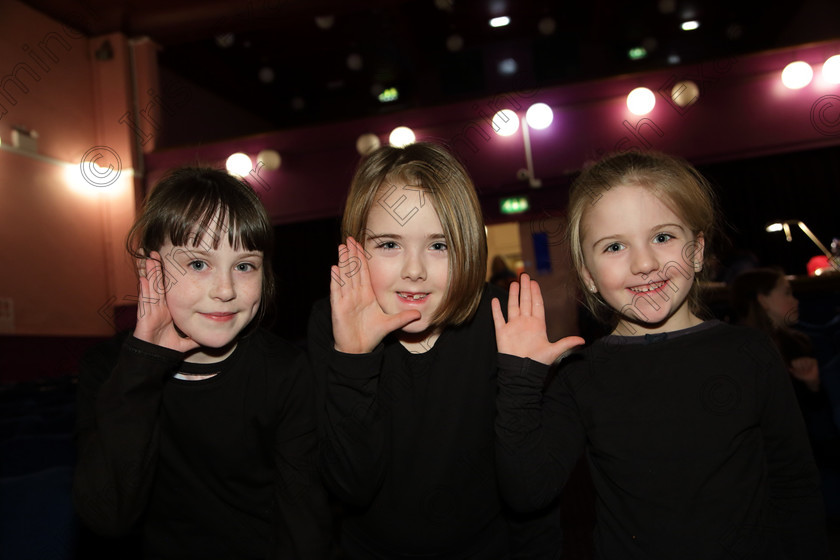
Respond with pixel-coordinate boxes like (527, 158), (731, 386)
(500, 196), (530, 214)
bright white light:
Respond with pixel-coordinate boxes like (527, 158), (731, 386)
(490, 16), (510, 28)
(525, 103), (553, 129)
(626, 87), (656, 115)
(226, 153), (253, 177)
(765, 223), (784, 232)
(492, 109), (520, 136)
(823, 55), (840, 84)
(781, 61), (813, 89)
(389, 126), (416, 147)
(681, 20), (699, 31)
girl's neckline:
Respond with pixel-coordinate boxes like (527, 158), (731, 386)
(602, 319), (722, 345)
(173, 339), (244, 381)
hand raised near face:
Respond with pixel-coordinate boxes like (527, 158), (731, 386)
(492, 273), (585, 365)
(329, 237), (420, 354)
(132, 251), (201, 354)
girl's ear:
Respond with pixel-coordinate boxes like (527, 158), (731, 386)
(580, 266), (598, 293)
(692, 232), (706, 272)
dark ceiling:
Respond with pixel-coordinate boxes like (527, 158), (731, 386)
(22, 0), (840, 135)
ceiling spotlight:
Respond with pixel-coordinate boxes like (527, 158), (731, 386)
(491, 109), (519, 136)
(498, 58), (518, 76)
(781, 61), (813, 89)
(389, 126), (415, 147)
(627, 87), (656, 115)
(258, 67), (275, 83)
(490, 16), (510, 28)
(537, 17), (556, 35)
(446, 34), (464, 52)
(347, 53), (363, 71)
(314, 15), (335, 30)
(681, 20), (700, 31)
(226, 153), (253, 177)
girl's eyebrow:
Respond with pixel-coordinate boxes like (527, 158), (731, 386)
(183, 249), (262, 258)
(650, 222), (686, 232)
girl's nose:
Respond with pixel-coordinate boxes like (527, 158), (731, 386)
(401, 250), (427, 281)
(210, 271), (236, 301)
(630, 246), (659, 276)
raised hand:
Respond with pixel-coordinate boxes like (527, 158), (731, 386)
(330, 237), (420, 354)
(492, 273), (584, 365)
(789, 356), (820, 392)
(133, 251), (200, 354)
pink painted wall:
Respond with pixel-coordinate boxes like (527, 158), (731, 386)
(0, 0), (149, 336)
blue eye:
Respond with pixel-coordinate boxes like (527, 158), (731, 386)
(431, 242), (447, 251)
(377, 241), (398, 250)
(604, 242), (623, 253)
(653, 233), (674, 243)
(235, 262), (255, 272)
(189, 260), (207, 271)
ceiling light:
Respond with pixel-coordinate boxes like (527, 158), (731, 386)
(498, 58), (518, 76)
(389, 126), (415, 147)
(627, 87), (656, 115)
(491, 109), (519, 136)
(525, 103), (553, 130)
(226, 153), (253, 177)
(446, 34), (464, 52)
(823, 55), (840, 84)
(681, 21), (700, 31)
(490, 16), (510, 28)
(781, 61), (813, 89)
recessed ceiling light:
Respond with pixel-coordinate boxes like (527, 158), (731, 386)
(681, 20), (700, 31)
(490, 16), (510, 28)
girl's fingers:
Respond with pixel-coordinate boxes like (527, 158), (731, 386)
(530, 280), (545, 320)
(519, 273), (532, 316)
(551, 336), (586, 359)
(491, 297), (506, 330)
(506, 281), (521, 320)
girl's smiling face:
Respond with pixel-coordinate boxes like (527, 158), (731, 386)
(580, 184), (704, 335)
(363, 182), (450, 348)
(157, 233), (263, 363)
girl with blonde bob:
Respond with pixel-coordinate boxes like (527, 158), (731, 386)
(309, 142), (561, 558)
(493, 150), (829, 558)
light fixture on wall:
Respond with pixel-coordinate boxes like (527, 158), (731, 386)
(781, 61), (813, 89)
(226, 153), (253, 177)
(766, 219), (839, 273)
(627, 87), (656, 115)
(492, 103), (555, 188)
(257, 149), (281, 170)
(388, 126), (415, 147)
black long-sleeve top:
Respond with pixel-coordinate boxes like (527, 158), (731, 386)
(496, 320), (829, 559)
(308, 286), (556, 558)
(73, 329), (331, 559)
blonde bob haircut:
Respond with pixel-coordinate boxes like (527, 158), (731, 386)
(342, 142), (487, 327)
(566, 150), (718, 326)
